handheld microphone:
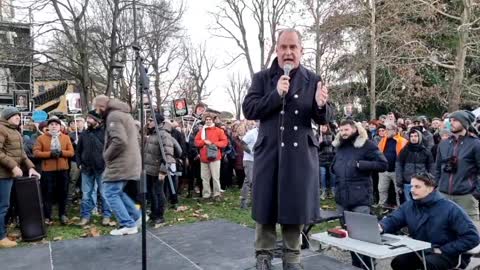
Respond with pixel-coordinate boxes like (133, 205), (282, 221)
(283, 63), (293, 76)
(282, 63), (293, 98)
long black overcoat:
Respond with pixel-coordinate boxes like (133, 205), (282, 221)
(242, 58), (332, 224)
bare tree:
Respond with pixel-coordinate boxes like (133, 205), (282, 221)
(225, 73), (249, 120)
(183, 42), (216, 104)
(142, 0), (185, 111)
(211, 0), (291, 78)
(50, 0), (91, 112)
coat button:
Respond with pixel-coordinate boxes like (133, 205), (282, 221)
(280, 110), (285, 115)
(293, 142), (298, 147)
(294, 94), (299, 99)
(281, 142), (285, 147)
(294, 110), (299, 115)
(293, 126), (298, 131)
(280, 126), (284, 131)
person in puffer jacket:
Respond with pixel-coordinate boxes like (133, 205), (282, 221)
(380, 173), (479, 270)
(395, 128), (434, 202)
(144, 112), (181, 227)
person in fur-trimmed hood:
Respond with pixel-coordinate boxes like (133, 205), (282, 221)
(331, 119), (388, 270)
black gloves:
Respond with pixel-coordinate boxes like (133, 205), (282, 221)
(50, 150), (62, 158)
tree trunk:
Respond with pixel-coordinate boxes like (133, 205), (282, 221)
(105, 0), (120, 97)
(369, 0), (377, 120)
(154, 68), (161, 112)
(448, 0), (471, 112)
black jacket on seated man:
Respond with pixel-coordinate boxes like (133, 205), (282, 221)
(380, 190), (479, 269)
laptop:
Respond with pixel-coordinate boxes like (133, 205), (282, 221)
(344, 211), (400, 245)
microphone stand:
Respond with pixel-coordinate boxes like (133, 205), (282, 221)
(133, 45), (177, 270)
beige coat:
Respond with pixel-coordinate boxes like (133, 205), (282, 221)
(103, 99), (141, 181)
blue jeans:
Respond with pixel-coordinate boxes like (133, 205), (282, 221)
(403, 184), (412, 202)
(320, 166), (335, 192)
(0, 179), (13, 239)
(81, 172), (111, 219)
(103, 181), (140, 228)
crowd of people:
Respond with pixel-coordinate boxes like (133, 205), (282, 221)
(1, 26), (480, 270)
(0, 97), (262, 247)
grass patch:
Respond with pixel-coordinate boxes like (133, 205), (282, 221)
(7, 188), (339, 246)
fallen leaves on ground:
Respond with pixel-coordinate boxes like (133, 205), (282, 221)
(175, 206), (189, 212)
(89, 227), (101, 237)
(53, 236), (63, 241)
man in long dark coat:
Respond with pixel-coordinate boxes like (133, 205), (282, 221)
(242, 28), (332, 270)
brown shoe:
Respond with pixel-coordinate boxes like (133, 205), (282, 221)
(0, 237), (17, 248)
(77, 218), (90, 226)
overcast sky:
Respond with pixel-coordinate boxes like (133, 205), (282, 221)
(182, 0), (257, 114)
(11, 0), (269, 114)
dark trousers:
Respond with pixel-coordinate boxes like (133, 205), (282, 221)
(234, 168), (245, 188)
(372, 173), (379, 204)
(187, 158), (201, 193)
(146, 175), (165, 220)
(41, 170), (69, 219)
(391, 252), (458, 270)
(220, 158), (234, 190)
(164, 175), (178, 205)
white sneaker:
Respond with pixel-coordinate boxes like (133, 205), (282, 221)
(135, 216), (150, 230)
(110, 226), (138, 236)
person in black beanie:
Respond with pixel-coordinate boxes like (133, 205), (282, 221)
(76, 110), (112, 226)
(435, 110), (480, 223)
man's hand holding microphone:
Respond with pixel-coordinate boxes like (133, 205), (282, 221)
(277, 64), (293, 97)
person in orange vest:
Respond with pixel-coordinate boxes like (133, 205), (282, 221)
(378, 123), (408, 207)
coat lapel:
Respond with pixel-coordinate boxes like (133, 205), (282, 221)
(287, 65), (310, 100)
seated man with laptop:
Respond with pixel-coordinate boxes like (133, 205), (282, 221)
(379, 173), (479, 270)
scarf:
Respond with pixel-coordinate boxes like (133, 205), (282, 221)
(49, 130), (62, 151)
(201, 123), (215, 140)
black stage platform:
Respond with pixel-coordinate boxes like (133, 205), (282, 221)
(1, 220), (359, 270)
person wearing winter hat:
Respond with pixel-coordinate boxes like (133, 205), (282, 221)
(449, 110), (476, 131)
(0, 107), (41, 248)
(33, 116), (75, 225)
(76, 110), (111, 226)
(435, 110), (480, 223)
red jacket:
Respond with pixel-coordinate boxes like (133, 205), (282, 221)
(194, 126), (228, 163)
